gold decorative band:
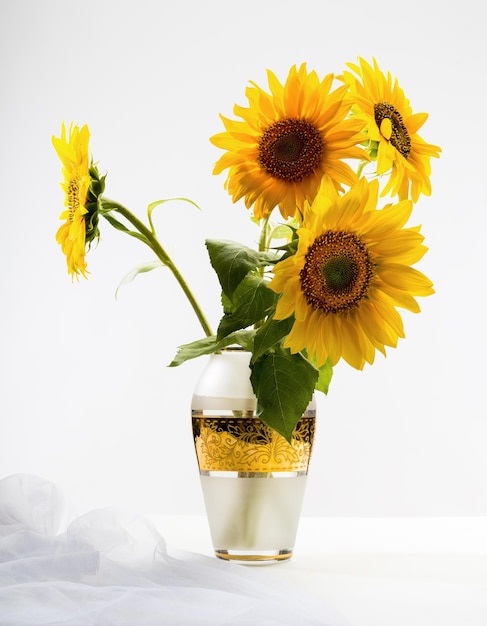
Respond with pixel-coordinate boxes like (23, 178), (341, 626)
(192, 413), (315, 473)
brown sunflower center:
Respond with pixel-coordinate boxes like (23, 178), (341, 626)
(67, 178), (81, 221)
(258, 118), (324, 182)
(374, 102), (411, 158)
(300, 230), (373, 314)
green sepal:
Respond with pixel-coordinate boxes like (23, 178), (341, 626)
(206, 239), (279, 299)
(169, 330), (255, 367)
(363, 139), (379, 160)
(84, 164), (106, 246)
(272, 229), (299, 260)
(88, 164), (106, 200)
(217, 274), (277, 340)
(250, 350), (319, 443)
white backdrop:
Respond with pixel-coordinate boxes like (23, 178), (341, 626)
(1, 0), (485, 519)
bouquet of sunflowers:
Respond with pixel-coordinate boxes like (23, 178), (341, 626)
(53, 57), (440, 442)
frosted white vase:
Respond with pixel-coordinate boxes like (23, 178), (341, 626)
(191, 348), (316, 564)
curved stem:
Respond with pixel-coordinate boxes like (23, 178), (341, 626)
(100, 199), (214, 338)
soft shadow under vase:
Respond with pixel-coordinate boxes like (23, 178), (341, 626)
(191, 349), (316, 564)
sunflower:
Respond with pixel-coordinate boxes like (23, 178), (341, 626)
(53, 122), (93, 279)
(340, 57), (441, 203)
(210, 64), (367, 221)
(268, 177), (434, 369)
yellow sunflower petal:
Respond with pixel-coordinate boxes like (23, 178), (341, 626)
(340, 57), (441, 203)
(211, 64), (366, 220)
(269, 177), (432, 369)
(53, 122), (92, 280)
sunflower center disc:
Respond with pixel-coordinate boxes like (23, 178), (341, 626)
(67, 178), (81, 221)
(258, 118), (324, 182)
(374, 102), (411, 158)
(300, 230), (373, 314)
(273, 134), (305, 163)
(323, 256), (357, 290)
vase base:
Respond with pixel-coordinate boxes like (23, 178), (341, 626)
(214, 549), (293, 565)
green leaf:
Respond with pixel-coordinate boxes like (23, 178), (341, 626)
(250, 351), (318, 443)
(147, 197), (200, 233)
(269, 224), (294, 241)
(169, 330), (255, 367)
(217, 274), (277, 339)
(206, 239), (278, 298)
(102, 213), (150, 245)
(147, 197), (200, 215)
(221, 291), (232, 315)
(315, 358), (334, 395)
(252, 316), (294, 362)
(115, 260), (163, 299)
(273, 236), (299, 260)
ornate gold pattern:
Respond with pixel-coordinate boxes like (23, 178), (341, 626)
(192, 413), (315, 473)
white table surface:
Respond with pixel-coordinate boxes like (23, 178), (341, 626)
(148, 515), (487, 626)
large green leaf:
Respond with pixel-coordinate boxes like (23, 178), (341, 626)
(206, 239), (278, 298)
(252, 316), (294, 362)
(169, 330), (255, 367)
(250, 351), (318, 442)
(217, 274), (277, 339)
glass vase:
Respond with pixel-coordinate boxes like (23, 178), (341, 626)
(191, 348), (316, 564)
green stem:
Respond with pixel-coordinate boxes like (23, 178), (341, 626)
(258, 214), (271, 253)
(251, 214), (272, 333)
(101, 199), (214, 338)
(356, 159), (367, 178)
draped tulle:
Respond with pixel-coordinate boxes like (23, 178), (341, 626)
(0, 474), (351, 626)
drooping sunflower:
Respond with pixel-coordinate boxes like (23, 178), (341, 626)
(210, 64), (367, 221)
(340, 57), (441, 203)
(53, 123), (103, 279)
(268, 177), (434, 369)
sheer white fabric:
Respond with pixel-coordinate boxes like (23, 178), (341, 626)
(0, 474), (351, 625)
